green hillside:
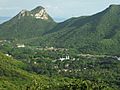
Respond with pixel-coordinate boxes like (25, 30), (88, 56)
(0, 6), (56, 40)
(23, 5), (120, 55)
(1, 4), (120, 90)
(0, 52), (114, 90)
(0, 52), (46, 90)
(1, 5), (120, 55)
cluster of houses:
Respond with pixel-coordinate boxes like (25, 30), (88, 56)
(36, 46), (68, 51)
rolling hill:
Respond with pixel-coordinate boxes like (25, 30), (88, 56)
(0, 52), (113, 90)
(0, 6), (56, 40)
(1, 5), (120, 55)
(1, 5), (120, 90)
(30, 4), (120, 55)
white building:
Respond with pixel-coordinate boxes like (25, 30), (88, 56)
(59, 58), (66, 61)
(34, 62), (37, 64)
(66, 56), (70, 60)
(117, 57), (120, 61)
(17, 44), (25, 48)
(59, 56), (70, 61)
(5, 54), (12, 57)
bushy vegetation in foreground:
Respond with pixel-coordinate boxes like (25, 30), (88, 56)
(0, 51), (119, 90)
(0, 52), (116, 90)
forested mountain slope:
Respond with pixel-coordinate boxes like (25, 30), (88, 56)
(35, 5), (120, 55)
(0, 6), (56, 40)
(1, 5), (120, 54)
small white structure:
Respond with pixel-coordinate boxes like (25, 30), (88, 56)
(5, 54), (12, 57)
(59, 56), (70, 61)
(0, 40), (7, 43)
(17, 44), (25, 48)
(117, 57), (120, 61)
(66, 56), (70, 60)
(54, 66), (58, 69)
(77, 58), (80, 60)
(65, 64), (69, 67)
(52, 60), (57, 62)
(63, 69), (68, 72)
(72, 58), (75, 61)
(34, 62), (37, 64)
(59, 58), (66, 61)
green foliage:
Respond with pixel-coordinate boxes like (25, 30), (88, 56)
(0, 51), (118, 90)
(23, 5), (120, 55)
(1, 5), (120, 55)
(1, 5), (120, 90)
(0, 53), (112, 90)
(0, 6), (56, 40)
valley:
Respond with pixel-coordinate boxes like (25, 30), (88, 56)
(0, 4), (120, 90)
(0, 39), (120, 89)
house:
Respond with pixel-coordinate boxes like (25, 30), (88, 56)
(34, 62), (37, 64)
(66, 56), (70, 60)
(59, 57), (66, 61)
(59, 56), (70, 61)
(117, 57), (120, 61)
(5, 54), (12, 57)
(17, 44), (25, 48)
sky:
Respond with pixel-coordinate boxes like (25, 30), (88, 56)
(0, 0), (120, 22)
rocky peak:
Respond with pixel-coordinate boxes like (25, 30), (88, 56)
(18, 9), (30, 19)
(20, 9), (28, 14)
(34, 9), (48, 20)
(18, 6), (49, 20)
(108, 4), (120, 11)
(31, 6), (45, 13)
(31, 6), (48, 20)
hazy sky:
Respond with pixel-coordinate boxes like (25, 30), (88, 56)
(0, 0), (120, 21)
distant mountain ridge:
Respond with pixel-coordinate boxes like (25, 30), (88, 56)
(1, 5), (120, 54)
(40, 4), (120, 54)
(0, 17), (11, 24)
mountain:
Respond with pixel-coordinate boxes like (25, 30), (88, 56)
(31, 4), (120, 55)
(1, 5), (120, 55)
(1, 5), (120, 90)
(0, 6), (56, 40)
